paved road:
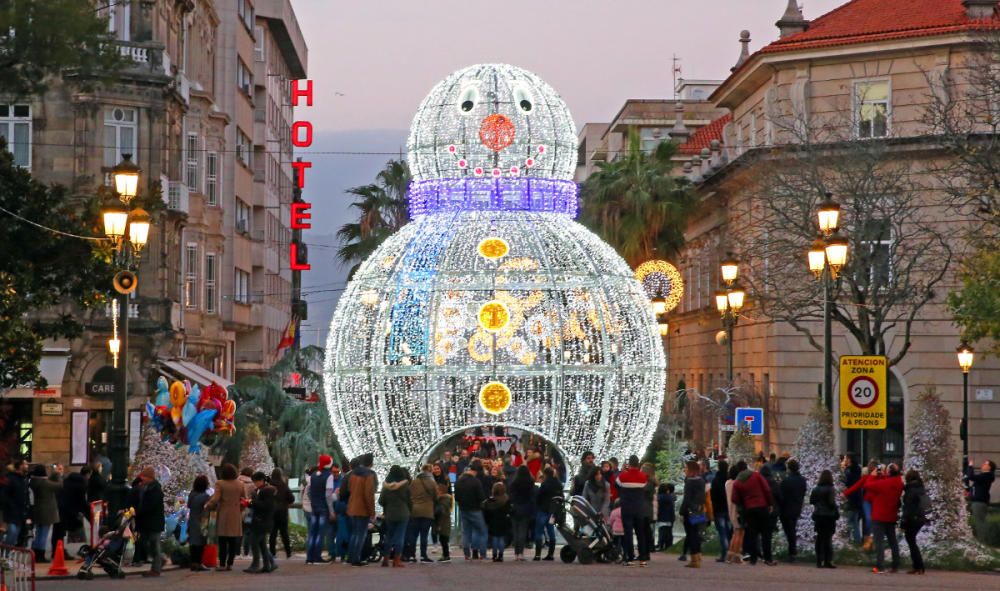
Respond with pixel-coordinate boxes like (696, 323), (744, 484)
(37, 554), (1000, 591)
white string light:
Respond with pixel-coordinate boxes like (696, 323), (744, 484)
(325, 65), (665, 473)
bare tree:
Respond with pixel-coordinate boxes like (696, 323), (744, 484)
(730, 103), (952, 367)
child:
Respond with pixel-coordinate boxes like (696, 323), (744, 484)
(434, 482), (453, 563)
(481, 482), (511, 562)
(656, 482), (676, 551)
(608, 498), (624, 558)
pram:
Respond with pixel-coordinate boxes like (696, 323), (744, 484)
(77, 508), (135, 579)
(366, 515), (385, 564)
(555, 495), (621, 564)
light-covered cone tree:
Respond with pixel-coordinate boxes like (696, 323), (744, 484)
(793, 402), (842, 548)
(132, 425), (214, 505)
(903, 387), (993, 564)
(239, 423), (275, 475)
(726, 424), (756, 466)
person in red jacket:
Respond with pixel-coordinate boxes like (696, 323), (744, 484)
(731, 465), (776, 566)
(862, 464), (904, 573)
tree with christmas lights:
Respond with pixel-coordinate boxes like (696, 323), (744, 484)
(133, 425), (213, 505)
(239, 423), (274, 475)
(903, 387), (994, 564)
(793, 402), (841, 547)
(727, 424), (755, 465)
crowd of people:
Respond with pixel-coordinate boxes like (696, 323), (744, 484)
(0, 437), (994, 578)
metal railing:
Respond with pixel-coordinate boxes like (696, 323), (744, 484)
(0, 544), (35, 591)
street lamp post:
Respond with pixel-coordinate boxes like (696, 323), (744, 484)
(101, 155), (147, 517)
(716, 257), (744, 383)
(807, 194), (848, 412)
(957, 343), (974, 469)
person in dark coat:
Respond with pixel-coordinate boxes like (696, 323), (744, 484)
(656, 482), (676, 551)
(378, 465), (411, 567)
(87, 460), (107, 503)
(246, 472), (277, 574)
(188, 475), (211, 571)
(779, 459), (807, 562)
(134, 467), (165, 577)
(841, 456), (863, 544)
(760, 465), (783, 562)
(454, 469), (487, 559)
(709, 460), (730, 562)
(533, 466), (561, 561)
(268, 468), (295, 559)
(507, 466), (536, 561)
(481, 482), (511, 562)
(809, 469), (838, 569)
(679, 461), (707, 569)
(965, 458), (996, 543)
(571, 451), (596, 496)
(901, 470), (928, 575)
(2, 459), (30, 547)
(29, 464), (62, 564)
(54, 467), (90, 559)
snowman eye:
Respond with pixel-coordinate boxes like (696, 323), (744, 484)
(458, 86), (479, 115)
(514, 85), (534, 113)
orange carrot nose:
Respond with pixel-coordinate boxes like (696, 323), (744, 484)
(479, 114), (516, 152)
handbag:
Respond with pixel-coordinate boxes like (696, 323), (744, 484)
(687, 513), (708, 526)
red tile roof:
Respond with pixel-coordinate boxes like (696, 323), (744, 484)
(763, 0), (1000, 54)
(678, 113), (732, 156)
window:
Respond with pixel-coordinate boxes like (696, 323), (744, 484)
(856, 81), (890, 139)
(103, 107), (136, 168)
(184, 244), (199, 309)
(638, 127), (667, 154)
(254, 26), (265, 62)
(204, 253), (217, 314)
(237, 0), (254, 33)
(185, 133), (199, 191)
(237, 58), (254, 96)
(859, 218), (893, 288)
(101, 1), (130, 41)
(236, 129), (252, 169)
(749, 111), (758, 148)
(235, 198), (251, 234)
(0, 104), (31, 168)
(234, 269), (250, 304)
(206, 152), (219, 206)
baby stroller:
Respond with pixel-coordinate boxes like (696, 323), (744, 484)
(366, 515), (385, 564)
(77, 509), (135, 579)
(556, 495), (620, 564)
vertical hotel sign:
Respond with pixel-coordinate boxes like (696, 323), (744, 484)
(289, 79), (314, 270)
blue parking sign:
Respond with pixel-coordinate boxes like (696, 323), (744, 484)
(735, 407), (764, 436)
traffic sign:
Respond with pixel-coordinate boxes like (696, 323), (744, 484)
(735, 407), (764, 436)
(839, 355), (887, 429)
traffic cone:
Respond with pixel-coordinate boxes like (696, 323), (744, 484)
(202, 543), (219, 568)
(47, 541), (70, 576)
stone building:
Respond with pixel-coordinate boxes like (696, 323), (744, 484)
(578, 0), (1000, 476)
(1, 0), (306, 467)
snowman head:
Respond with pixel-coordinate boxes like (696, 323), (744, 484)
(407, 64), (577, 184)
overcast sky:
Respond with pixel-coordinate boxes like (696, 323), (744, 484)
(289, 0), (846, 344)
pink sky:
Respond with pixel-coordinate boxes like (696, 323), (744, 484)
(292, 0), (845, 135)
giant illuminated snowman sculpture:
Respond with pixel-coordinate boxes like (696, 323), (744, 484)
(324, 64), (665, 474)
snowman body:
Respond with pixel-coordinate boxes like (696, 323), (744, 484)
(324, 64), (665, 472)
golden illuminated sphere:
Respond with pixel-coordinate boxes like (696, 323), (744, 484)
(478, 300), (510, 332)
(478, 237), (510, 260)
(635, 260), (684, 314)
(479, 381), (512, 415)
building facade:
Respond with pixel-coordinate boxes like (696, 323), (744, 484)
(0, 0), (306, 468)
(578, 0), (1000, 477)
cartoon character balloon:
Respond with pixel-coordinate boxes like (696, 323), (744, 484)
(324, 64), (665, 476)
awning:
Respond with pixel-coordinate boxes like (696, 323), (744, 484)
(157, 359), (234, 390)
(3, 348), (71, 398)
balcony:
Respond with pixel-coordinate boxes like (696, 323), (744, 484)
(236, 350), (264, 364)
(113, 41), (170, 79)
(166, 181), (189, 213)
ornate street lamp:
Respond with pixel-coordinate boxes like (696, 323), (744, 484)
(807, 195), (849, 413)
(112, 154), (140, 203)
(817, 193), (841, 236)
(824, 233), (849, 278)
(651, 296), (667, 316)
(720, 255), (740, 287)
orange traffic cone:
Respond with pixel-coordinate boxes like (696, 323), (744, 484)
(47, 541), (70, 576)
(202, 543), (219, 568)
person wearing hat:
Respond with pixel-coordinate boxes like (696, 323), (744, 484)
(135, 467), (164, 577)
(306, 454), (334, 564)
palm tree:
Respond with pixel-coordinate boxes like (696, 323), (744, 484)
(337, 159), (411, 276)
(578, 130), (694, 268)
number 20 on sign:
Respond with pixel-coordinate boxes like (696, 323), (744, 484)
(839, 355), (887, 429)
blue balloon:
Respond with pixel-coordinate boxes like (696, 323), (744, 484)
(186, 408), (218, 453)
(145, 402), (163, 432)
(182, 390), (198, 427)
(154, 377), (170, 407)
